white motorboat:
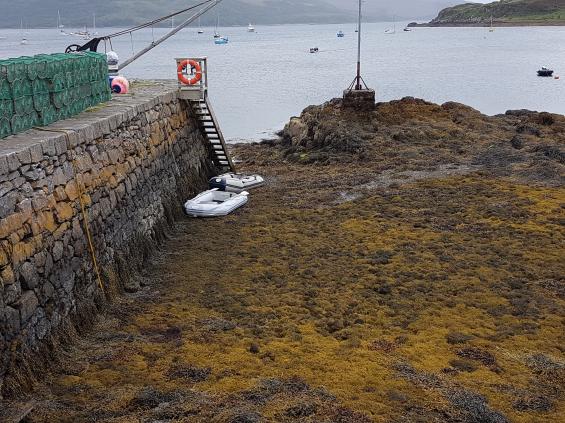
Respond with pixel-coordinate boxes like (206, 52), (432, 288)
(209, 173), (265, 193)
(184, 189), (249, 217)
(247, 23), (255, 32)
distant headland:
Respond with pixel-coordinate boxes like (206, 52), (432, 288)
(410, 0), (565, 27)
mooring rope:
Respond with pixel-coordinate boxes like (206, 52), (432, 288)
(32, 127), (105, 294)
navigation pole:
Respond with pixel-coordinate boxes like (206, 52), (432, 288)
(344, 0), (375, 110)
(355, 0), (362, 90)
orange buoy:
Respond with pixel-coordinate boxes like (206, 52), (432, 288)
(177, 59), (202, 85)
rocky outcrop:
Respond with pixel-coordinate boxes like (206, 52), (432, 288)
(280, 99), (372, 163)
(0, 83), (217, 398)
(273, 97), (564, 187)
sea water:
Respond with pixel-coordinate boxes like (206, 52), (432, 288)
(1, 23), (564, 142)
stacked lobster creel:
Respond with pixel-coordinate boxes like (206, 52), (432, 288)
(0, 52), (112, 139)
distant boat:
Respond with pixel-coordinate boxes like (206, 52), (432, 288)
(71, 28), (91, 39)
(385, 16), (396, 34)
(310, 47), (319, 54)
(247, 23), (255, 32)
(337, 30), (345, 37)
(214, 10), (221, 38)
(68, 14), (95, 38)
(57, 10), (68, 35)
(20, 19), (28, 44)
(403, 27), (412, 32)
(91, 13), (98, 36)
(214, 37), (229, 45)
(489, 16), (495, 32)
(198, 17), (204, 34)
(537, 67), (554, 77)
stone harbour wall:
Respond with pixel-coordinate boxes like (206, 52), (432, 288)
(0, 82), (217, 397)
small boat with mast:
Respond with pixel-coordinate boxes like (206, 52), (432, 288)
(92, 13), (98, 36)
(213, 10), (221, 38)
(57, 10), (68, 35)
(213, 10), (227, 43)
(247, 23), (255, 32)
(385, 16), (396, 34)
(70, 14), (97, 39)
(20, 19), (28, 45)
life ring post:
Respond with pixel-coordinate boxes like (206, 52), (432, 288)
(175, 57), (208, 101)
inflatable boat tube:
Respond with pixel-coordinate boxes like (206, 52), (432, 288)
(209, 173), (265, 193)
(184, 189), (249, 217)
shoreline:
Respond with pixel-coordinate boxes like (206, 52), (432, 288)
(410, 20), (565, 27)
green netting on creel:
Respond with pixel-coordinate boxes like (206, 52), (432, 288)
(0, 52), (111, 139)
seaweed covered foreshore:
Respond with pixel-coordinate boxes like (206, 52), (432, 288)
(4, 97), (564, 422)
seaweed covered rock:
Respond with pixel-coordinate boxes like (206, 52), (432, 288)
(280, 98), (371, 162)
(270, 96), (565, 186)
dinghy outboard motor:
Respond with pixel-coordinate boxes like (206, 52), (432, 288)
(209, 176), (228, 192)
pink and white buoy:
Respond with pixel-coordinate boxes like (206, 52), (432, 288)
(111, 76), (130, 94)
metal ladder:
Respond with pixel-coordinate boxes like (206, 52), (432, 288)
(189, 96), (235, 173)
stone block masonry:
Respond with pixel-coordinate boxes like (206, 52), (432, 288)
(0, 82), (218, 398)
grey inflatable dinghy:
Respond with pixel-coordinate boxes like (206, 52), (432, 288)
(209, 173), (265, 193)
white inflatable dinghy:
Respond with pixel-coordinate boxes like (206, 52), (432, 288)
(184, 189), (249, 217)
(209, 173), (265, 193)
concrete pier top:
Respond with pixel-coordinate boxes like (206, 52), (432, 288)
(0, 80), (179, 171)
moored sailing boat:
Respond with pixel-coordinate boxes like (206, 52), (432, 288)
(20, 19), (28, 45)
(213, 11), (221, 38)
(57, 10), (68, 35)
(385, 16), (396, 34)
